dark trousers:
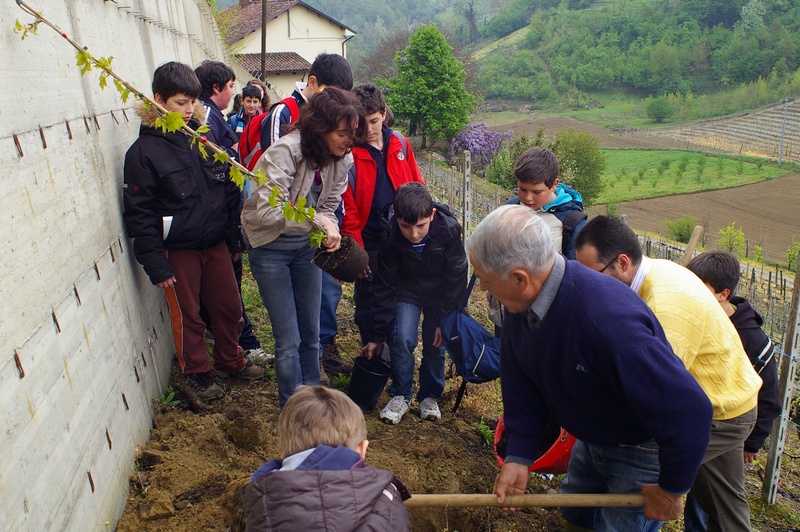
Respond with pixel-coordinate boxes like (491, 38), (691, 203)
(164, 241), (245, 375)
(353, 250), (380, 345)
(200, 253), (260, 350)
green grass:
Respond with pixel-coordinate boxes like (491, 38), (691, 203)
(595, 149), (789, 205)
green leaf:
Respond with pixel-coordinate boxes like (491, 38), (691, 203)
(306, 206), (316, 219)
(99, 74), (108, 90)
(213, 152), (230, 164)
(154, 111), (186, 134)
(283, 203), (295, 220)
(14, 20), (23, 33)
(268, 195), (278, 208)
(309, 230), (326, 248)
(229, 167), (245, 189)
(76, 49), (92, 75)
(195, 124), (210, 134)
(295, 196), (307, 210)
(253, 169), (267, 187)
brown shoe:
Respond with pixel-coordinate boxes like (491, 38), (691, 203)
(319, 362), (330, 386)
(187, 372), (225, 402)
(321, 343), (353, 376)
(230, 361), (265, 381)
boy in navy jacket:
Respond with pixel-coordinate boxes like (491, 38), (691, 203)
(362, 183), (467, 425)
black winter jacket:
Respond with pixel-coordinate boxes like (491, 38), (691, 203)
(730, 296), (782, 452)
(123, 103), (244, 285)
(369, 203), (468, 342)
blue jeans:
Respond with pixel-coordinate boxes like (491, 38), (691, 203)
(387, 302), (445, 402)
(319, 271), (342, 352)
(249, 244), (321, 407)
(561, 439), (663, 531)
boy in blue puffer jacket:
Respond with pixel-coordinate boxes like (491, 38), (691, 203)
(506, 147), (587, 259)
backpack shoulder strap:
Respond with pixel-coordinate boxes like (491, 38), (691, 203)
(391, 129), (408, 158)
(347, 165), (357, 195)
(462, 273), (477, 309)
(282, 96), (300, 122)
(559, 209), (588, 232)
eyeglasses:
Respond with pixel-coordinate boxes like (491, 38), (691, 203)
(598, 254), (620, 273)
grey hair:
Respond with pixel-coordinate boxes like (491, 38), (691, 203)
(466, 205), (555, 279)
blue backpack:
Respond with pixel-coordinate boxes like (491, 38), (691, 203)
(440, 273), (501, 413)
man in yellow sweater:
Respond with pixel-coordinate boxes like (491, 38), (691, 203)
(576, 216), (761, 532)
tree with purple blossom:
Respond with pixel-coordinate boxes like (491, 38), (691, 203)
(449, 123), (512, 172)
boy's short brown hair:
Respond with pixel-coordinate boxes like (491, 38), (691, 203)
(277, 386), (367, 457)
(686, 251), (741, 298)
(514, 147), (559, 187)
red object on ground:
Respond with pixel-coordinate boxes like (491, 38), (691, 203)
(494, 413), (577, 475)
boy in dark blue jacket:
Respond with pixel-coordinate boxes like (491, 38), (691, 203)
(362, 183), (467, 424)
(123, 62), (263, 402)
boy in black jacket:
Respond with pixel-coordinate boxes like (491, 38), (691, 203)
(123, 62), (263, 402)
(362, 183), (467, 424)
(685, 251), (781, 530)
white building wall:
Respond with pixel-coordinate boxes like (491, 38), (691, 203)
(0, 1), (234, 529)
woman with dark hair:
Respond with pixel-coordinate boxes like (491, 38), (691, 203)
(242, 87), (365, 406)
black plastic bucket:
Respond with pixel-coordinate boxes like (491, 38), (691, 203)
(347, 356), (391, 413)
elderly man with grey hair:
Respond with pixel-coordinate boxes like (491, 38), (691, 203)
(466, 205), (712, 531)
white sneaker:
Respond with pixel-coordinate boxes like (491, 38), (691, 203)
(380, 396), (409, 425)
(419, 397), (441, 421)
(246, 348), (274, 364)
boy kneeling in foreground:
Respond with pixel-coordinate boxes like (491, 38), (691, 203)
(243, 386), (410, 530)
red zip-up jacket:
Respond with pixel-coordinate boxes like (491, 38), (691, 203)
(341, 130), (424, 248)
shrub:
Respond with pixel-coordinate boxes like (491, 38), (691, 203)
(666, 215), (699, 243)
(787, 237), (800, 270)
(718, 222), (746, 257)
(645, 96), (675, 123)
(449, 123), (512, 171)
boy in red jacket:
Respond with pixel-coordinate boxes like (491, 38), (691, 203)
(343, 84), (425, 346)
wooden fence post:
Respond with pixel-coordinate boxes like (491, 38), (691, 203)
(762, 252), (800, 504)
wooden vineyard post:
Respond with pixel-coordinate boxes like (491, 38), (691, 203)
(762, 252), (800, 504)
(462, 150), (472, 244)
(679, 225), (704, 266)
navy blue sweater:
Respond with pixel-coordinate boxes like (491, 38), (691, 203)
(501, 261), (712, 494)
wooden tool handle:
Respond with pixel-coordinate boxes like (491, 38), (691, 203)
(405, 493), (645, 508)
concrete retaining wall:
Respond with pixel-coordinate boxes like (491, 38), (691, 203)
(0, 1), (233, 529)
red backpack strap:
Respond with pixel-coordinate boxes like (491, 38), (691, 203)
(282, 96), (300, 122)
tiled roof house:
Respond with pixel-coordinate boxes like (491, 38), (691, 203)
(223, 0), (355, 97)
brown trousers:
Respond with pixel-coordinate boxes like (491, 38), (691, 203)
(164, 241), (245, 375)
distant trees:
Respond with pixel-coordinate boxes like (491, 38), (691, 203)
(474, 0), (800, 104)
(382, 25), (475, 148)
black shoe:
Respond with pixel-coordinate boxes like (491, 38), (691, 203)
(321, 343), (353, 376)
(187, 372), (225, 402)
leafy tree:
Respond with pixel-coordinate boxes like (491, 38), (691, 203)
(645, 96), (675, 123)
(717, 222), (746, 256)
(553, 128), (606, 207)
(665, 215), (698, 243)
(737, 0), (766, 33)
(382, 24), (475, 148)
